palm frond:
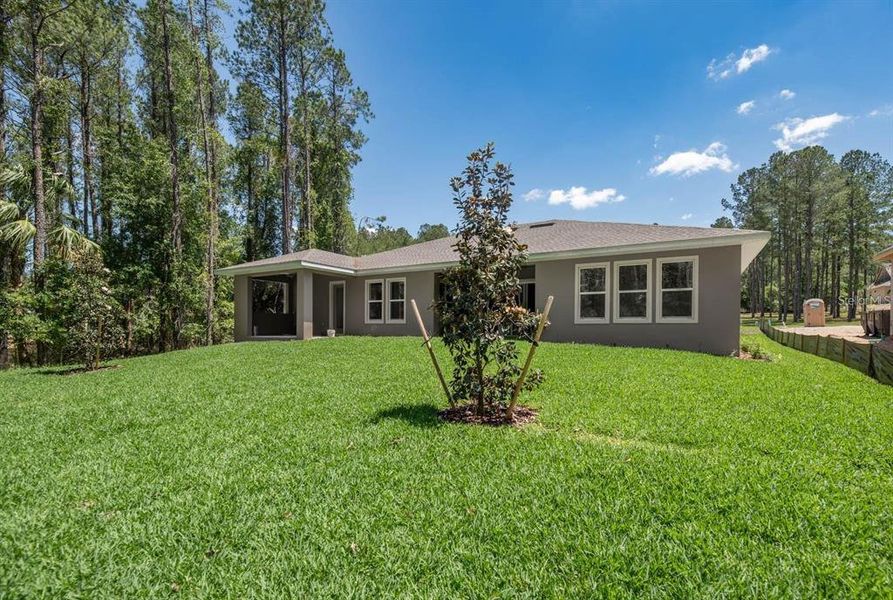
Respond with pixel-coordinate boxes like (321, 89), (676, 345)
(49, 225), (100, 261)
(0, 164), (29, 190)
(0, 200), (20, 223)
(0, 219), (37, 249)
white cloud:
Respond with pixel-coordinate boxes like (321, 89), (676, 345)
(736, 44), (772, 74)
(650, 142), (736, 177)
(681, 213), (693, 221)
(868, 104), (893, 117)
(779, 89), (796, 100)
(523, 188), (545, 202)
(708, 44), (773, 80)
(773, 113), (849, 151)
(737, 100), (756, 115)
(547, 187), (625, 210)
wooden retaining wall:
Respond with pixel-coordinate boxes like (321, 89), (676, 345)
(759, 321), (893, 385)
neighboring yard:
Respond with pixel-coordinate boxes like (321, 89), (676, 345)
(1, 335), (891, 598)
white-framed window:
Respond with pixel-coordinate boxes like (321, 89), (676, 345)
(518, 279), (536, 311)
(365, 279), (384, 324)
(656, 256), (698, 323)
(614, 259), (651, 322)
(574, 263), (610, 324)
(386, 277), (406, 324)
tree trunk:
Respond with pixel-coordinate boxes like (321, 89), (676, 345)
(29, 10), (47, 268)
(79, 64), (97, 239)
(0, 0), (7, 369)
(65, 118), (78, 222)
(298, 51), (313, 250)
(847, 189), (857, 321)
(159, 0), (182, 349)
(246, 159), (256, 260)
(187, 0), (216, 346)
(277, 11), (291, 254)
(202, 0), (219, 345)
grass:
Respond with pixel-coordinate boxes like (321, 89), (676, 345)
(1, 334), (892, 598)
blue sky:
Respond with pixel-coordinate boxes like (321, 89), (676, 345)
(224, 0), (893, 232)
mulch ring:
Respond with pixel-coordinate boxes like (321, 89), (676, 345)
(438, 404), (538, 427)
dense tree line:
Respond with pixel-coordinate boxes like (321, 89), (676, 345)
(719, 146), (892, 322)
(0, 0), (413, 368)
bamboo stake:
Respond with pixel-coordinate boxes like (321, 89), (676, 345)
(410, 299), (453, 407)
(507, 295), (554, 420)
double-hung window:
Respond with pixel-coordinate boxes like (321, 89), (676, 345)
(657, 256), (698, 322)
(574, 263), (609, 323)
(614, 259), (651, 322)
(365, 279), (384, 324)
(367, 277), (406, 324)
(386, 278), (406, 323)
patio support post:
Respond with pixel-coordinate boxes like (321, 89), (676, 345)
(296, 271), (314, 339)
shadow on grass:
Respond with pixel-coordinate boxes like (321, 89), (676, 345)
(30, 364), (121, 376)
(370, 403), (443, 428)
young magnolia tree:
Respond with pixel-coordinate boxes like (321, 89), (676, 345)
(434, 143), (544, 418)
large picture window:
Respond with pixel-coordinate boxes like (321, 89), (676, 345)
(657, 256), (698, 322)
(614, 259), (651, 322)
(365, 279), (384, 323)
(574, 263), (609, 324)
(386, 278), (406, 323)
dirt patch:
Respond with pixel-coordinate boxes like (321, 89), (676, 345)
(438, 404), (538, 427)
(736, 350), (771, 362)
(781, 325), (873, 344)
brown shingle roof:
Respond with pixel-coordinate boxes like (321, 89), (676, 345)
(217, 219), (769, 275)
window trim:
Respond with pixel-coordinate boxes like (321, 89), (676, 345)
(364, 279), (384, 324)
(574, 262), (611, 324)
(613, 259), (652, 323)
(385, 277), (407, 324)
(519, 278), (536, 312)
(656, 256), (699, 323)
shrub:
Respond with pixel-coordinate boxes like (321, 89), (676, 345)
(433, 144), (544, 417)
(740, 339), (774, 361)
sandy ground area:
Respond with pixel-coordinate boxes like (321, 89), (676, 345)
(781, 325), (876, 344)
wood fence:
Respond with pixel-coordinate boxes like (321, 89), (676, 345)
(759, 321), (892, 386)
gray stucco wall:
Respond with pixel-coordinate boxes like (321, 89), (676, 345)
(535, 245), (741, 355)
(231, 244), (741, 354)
(345, 270), (437, 336)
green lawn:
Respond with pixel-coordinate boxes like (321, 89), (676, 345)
(1, 334), (891, 598)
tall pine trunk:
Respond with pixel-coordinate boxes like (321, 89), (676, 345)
(187, 0), (216, 346)
(28, 8), (47, 268)
(277, 12), (291, 254)
(79, 64), (97, 239)
(159, 0), (183, 349)
(298, 52), (313, 250)
(0, 0), (9, 368)
(202, 0), (220, 345)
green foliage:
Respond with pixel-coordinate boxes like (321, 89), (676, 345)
(740, 338), (775, 361)
(0, 336), (890, 595)
(0, 284), (46, 366)
(36, 253), (124, 370)
(722, 146), (892, 321)
(416, 222), (450, 243)
(433, 144), (542, 416)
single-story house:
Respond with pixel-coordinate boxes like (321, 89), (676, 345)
(216, 220), (770, 355)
